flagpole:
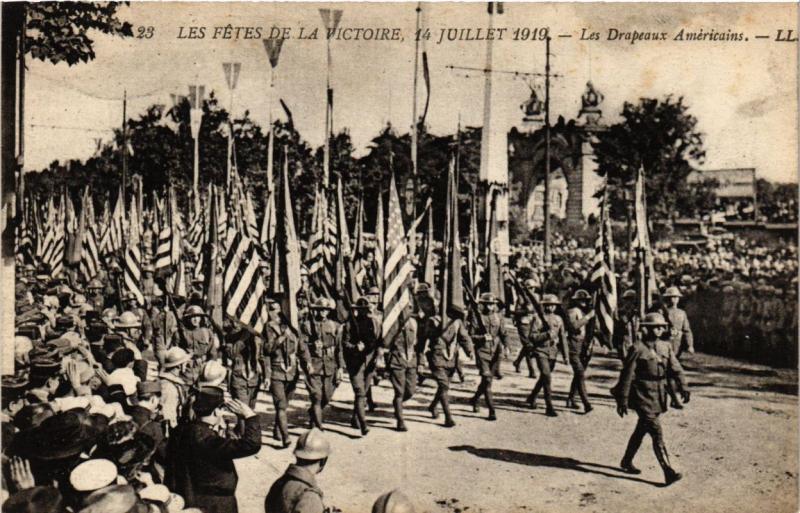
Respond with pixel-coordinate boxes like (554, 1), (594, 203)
(410, 2), (421, 250)
(543, 36), (552, 266)
(122, 89), (128, 204)
(323, 29), (332, 190)
(267, 64), (275, 194)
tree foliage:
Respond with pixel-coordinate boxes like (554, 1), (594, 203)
(25, 2), (133, 65)
(592, 96), (706, 220)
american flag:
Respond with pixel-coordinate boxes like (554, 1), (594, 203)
(590, 184), (617, 347)
(155, 186), (181, 271)
(79, 190), (101, 281)
(304, 186), (335, 296)
(382, 172), (414, 339)
(223, 229), (269, 334)
(41, 194), (65, 277)
(101, 187), (125, 256)
(123, 195), (145, 305)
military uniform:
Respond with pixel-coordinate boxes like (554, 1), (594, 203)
(264, 464), (325, 513)
(427, 317), (473, 427)
(226, 328), (264, 408)
(526, 309), (567, 414)
(300, 315), (344, 429)
(617, 330), (688, 484)
(342, 309), (382, 434)
(384, 316), (418, 431)
(264, 319), (307, 446)
(175, 324), (219, 383)
(665, 307), (694, 358)
(565, 305), (594, 411)
(470, 308), (508, 420)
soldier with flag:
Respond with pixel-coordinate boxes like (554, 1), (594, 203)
(525, 294), (568, 417)
(427, 313), (473, 428)
(343, 297), (381, 436)
(469, 292), (508, 421)
(565, 289), (595, 413)
(300, 297), (344, 430)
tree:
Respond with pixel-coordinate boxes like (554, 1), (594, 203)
(25, 2), (133, 65)
(592, 96), (706, 220)
(756, 178), (798, 222)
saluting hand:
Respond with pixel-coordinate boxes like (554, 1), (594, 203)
(226, 399), (256, 419)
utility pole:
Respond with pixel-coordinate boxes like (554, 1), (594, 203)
(543, 36), (552, 266)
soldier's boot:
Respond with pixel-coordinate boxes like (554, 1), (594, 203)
(277, 410), (291, 449)
(528, 377), (545, 408)
(355, 397), (369, 436)
(543, 381), (557, 417)
(470, 381), (485, 413)
(526, 355), (536, 378)
(273, 421), (280, 441)
(393, 397), (408, 432)
(441, 394), (456, 428)
(428, 390), (441, 419)
(485, 382), (497, 421)
(655, 443), (682, 485)
(366, 388), (377, 412)
(620, 430), (644, 474)
(566, 380), (578, 409)
(310, 404), (324, 431)
(513, 351), (524, 373)
(456, 364), (465, 383)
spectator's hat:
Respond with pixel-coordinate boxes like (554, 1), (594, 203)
(70, 458), (118, 492)
(198, 361), (227, 387)
(79, 485), (146, 513)
(354, 297), (372, 310)
(571, 289), (591, 301)
(192, 386), (224, 416)
(113, 311), (141, 330)
(640, 312), (669, 327)
(162, 347), (192, 369)
(136, 381), (161, 398)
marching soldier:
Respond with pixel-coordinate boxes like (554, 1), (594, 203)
(263, 300), (308, 449)
(427, 311), (473, 428)
(663, 286), (694, 409)
(512, 278), (539, 378)
(565, 289), (595, 414)
(413, 282), (436, 387)
(525, 294), (568, 417)
(122, 291), (154, 350)
(384, 305), (418, 432)
(264, 428), (332, 513)
(300, 298), (345, 430)
(343, 297), (382, 436)
(226, 324), (264, 409)
(174, 305), (220, 383)
(615, 312), (690, 486)
(469, 293), (508, 421)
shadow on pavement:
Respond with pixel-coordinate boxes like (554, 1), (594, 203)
(448, 445), (664, 487)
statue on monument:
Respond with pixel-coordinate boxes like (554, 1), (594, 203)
(579, 81), (604, 125)
(520, 83), (544, 122)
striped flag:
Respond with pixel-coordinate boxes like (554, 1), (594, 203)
(381, 172), (414, 339)
(15, 193), (33, 265)
(186, 209), (204, 255)
(41, 194), (65, 277)
(123, 196), (145, 306)
(374, 190), (384, 295)
(270, 150), (303, 330)
(223, 229), (269, 334)
(79, 190), (101, 281)
(259, 188), (276, 252)
(633, 166), (658, 314)
(155, 187), (181, 271)
(204, 185), (224, 327)
(333, 174), (354, 299)
(304, 186), (334, 296)
(590, 184), (617, 348)
(102, 188), (125, 256)
(352, 193), (366, 291)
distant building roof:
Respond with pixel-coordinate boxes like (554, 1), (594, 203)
(687, 168), (756, 198)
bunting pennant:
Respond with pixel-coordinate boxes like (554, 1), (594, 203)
(591, 184), (617, 348)
(382, 172), (414, 339)
(262, 37), (285, 68)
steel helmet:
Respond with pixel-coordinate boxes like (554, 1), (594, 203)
(372, 489), (416, 513)
(640, 312), (669, 327)
(663, 286), (682, 298)
(87, 278), (104, 291)
(571, 289), (591, 301)
(294, 428), (331, 460)
(622, 290), (637, 300)
(114, 311), (141, 329)
(523, 278), (539, 289)
(183, 305), (206, 319)
(540, 294), (560, 305)
(478, 292), (499, 304)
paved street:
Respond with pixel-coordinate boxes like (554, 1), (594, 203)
(235, 344), (798, 513)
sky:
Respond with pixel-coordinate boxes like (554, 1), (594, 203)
(23, 2), (798, 183)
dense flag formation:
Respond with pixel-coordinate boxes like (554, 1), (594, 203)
(381, 172), (414, 340)
(590, 184), (617, 348)
(633, 166), (658, 313)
